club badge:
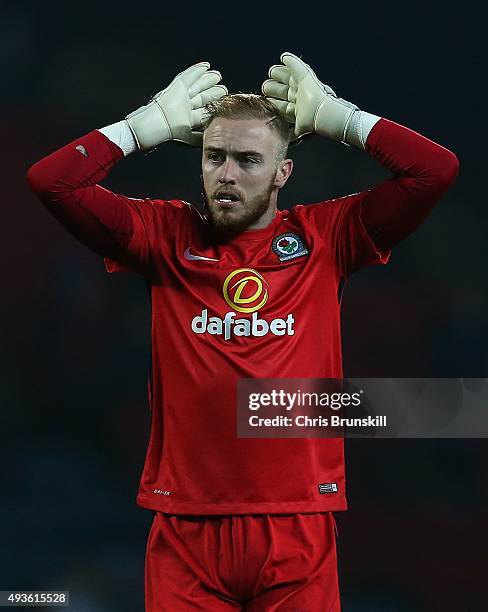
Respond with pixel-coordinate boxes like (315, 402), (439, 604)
(272, 232), (309, 262)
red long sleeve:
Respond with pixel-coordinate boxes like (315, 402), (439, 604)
(360, 118), (459, 250)
(26, 130), (134, 260)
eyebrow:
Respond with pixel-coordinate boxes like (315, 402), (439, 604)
(204, 146), (264, 158)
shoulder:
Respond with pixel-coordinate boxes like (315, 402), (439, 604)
(132, 198), (206, 224)
(290, 193), (364, 224)
(135, 197), (196, 212)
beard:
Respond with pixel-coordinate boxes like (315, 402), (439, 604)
(203, 176), (275, 240)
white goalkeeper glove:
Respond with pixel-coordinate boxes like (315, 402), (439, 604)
(262, 52), (377, 148)
(126, 61), (227, 151)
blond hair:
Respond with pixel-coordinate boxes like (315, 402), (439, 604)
(202, 93), (292, 161)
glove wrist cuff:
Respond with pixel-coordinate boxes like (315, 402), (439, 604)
(345, 111), (382, 149)
(98, 120), (138, 156)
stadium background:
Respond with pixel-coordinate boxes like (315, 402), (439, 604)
(2, 1), (486, 610)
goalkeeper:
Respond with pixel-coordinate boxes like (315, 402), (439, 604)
(27, 54), (458, 611)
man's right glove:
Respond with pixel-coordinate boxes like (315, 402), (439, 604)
(126, 61), (227, 151)
(262, 52), (359, 145)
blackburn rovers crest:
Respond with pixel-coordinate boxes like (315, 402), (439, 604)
(272, 233), (309, 262)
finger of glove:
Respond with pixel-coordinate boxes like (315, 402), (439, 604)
(280, 52), (310, 79)
(188, 70), (223, 97)
(178, 62), (213, 88)
(262, 79), (289, 100)
(288, 75), (298, 102)
(268, 64), (291, 84)
(191, 85), (228, 109)
(266, 98), (295, 123)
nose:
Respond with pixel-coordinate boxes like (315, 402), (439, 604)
(218, 159), (236, 184)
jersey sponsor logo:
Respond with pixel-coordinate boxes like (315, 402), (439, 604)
(184, 247), (219, 262)
(223, 268), (268, 314)
(192, 309), (295, 340)
(153, 488), (171, 496)
(318, 482), (338, 494)
(191, 268), (295, 340)
(272, 232), (309, 262)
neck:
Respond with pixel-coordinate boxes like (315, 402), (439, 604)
(247, 201), (278, 230)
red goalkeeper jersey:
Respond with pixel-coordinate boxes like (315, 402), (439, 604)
(27, 120), (458, 514)
(102, 191), (390, 514)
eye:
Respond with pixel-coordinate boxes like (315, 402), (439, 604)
(243, 157), (259, 164)
(207, 151), (223, 162)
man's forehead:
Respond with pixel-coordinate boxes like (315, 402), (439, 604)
(203, 118), (278, 152)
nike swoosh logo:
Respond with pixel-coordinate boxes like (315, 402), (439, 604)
(183, 247), (219, 262)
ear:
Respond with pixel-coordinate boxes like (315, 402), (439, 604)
(274, 158), (293, 189)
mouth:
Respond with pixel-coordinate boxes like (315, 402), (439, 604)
(214, 193), (242, 209)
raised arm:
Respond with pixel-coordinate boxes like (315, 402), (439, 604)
(27, 129), (136, 262)
(358, 117), (458, 250)
(262, 52), (459, 251)
(26, 61), (227, 270)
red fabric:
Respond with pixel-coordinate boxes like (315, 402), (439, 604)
(26, 119), (458, 515)
(26, 130), (135, 260)
(126, 200), (373, 514)
(145, 512), (340, 611)
(361, 119), (459, 250)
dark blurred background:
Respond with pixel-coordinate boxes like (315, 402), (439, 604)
(2, 1), (487, 610)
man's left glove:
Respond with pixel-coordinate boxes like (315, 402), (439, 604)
(126, 61), (227, 151)
(262, 52), (358, 145)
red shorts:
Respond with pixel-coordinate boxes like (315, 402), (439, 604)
(145, 512), (340, 611)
